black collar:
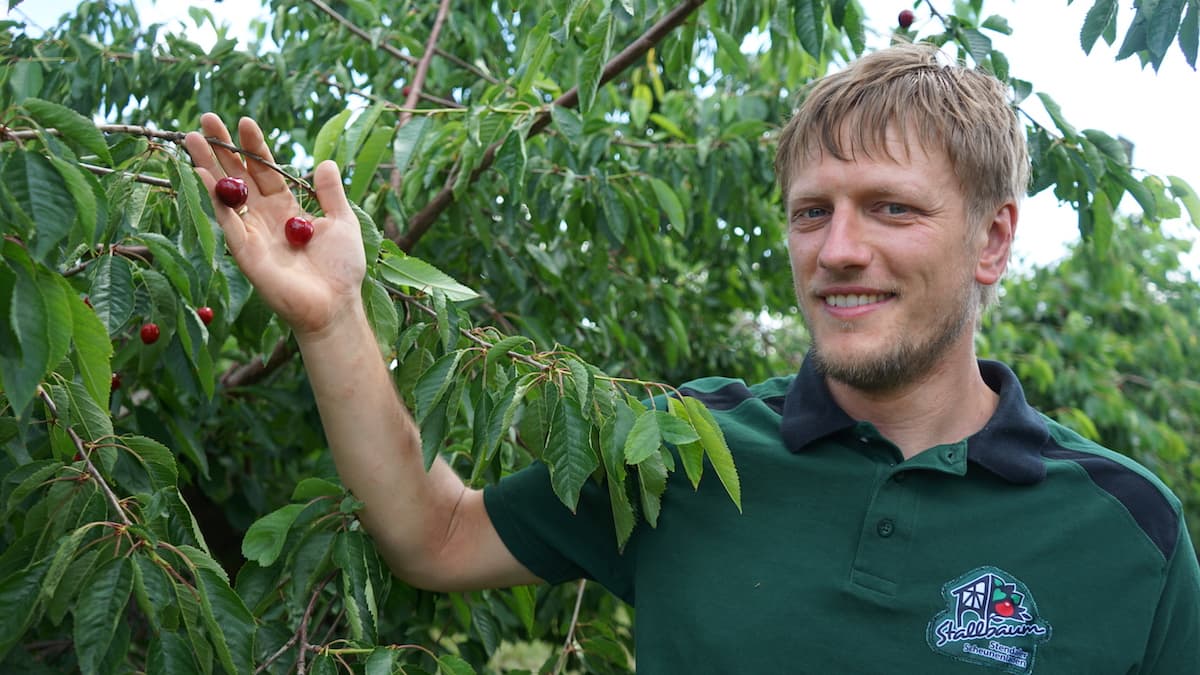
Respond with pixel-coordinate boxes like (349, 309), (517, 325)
(780, 358), (1049, 484)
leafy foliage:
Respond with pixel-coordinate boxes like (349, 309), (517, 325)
(0, 0), (1197, 672)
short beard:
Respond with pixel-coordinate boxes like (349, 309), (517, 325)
(808, 283), (979, 393)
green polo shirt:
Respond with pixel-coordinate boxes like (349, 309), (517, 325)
(483, 359), (1200, 673)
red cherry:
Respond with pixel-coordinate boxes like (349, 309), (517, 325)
(111, 372), (122, 391)
(215, 176), (249, 209)
(898, 9), (915, 29)
(197, 306), (215, 325)
(994, 599), (1015, 618)
(83, 296), (92, 308)
(140, 322), (160, 345)
(402, 86), (412, 96)
(284, 216), (315, 246)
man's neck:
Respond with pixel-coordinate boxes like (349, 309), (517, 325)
(827, 349), (999, 460)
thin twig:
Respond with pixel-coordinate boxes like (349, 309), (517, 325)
(36, 386), (132, 526)
(295, 571), (337, 675)
(553, 579), (589, 675)
(62, 245), (152, 278)
(79, 162), (173, 188)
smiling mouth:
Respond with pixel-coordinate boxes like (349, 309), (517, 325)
(822, 293), (892, 308)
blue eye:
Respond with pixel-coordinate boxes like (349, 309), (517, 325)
(885, 204), (910, 215)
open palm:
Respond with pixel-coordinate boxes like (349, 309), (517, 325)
(184, 113), (366, 337)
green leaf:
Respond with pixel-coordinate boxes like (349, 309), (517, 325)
(194, 563), (257, 675)
(543, 396), (599, 512)
(379, 250), (479, 301)
(41, 526), (92, 604)
(340, 101), (386, 170)
(551, 105), (584, 144)
(23, 98), (112, 165)
(578, 12), (615, 113)
(89, 253), (135, 336)
(668, 398), (704, 489)
(349, 124), (395, 203)
(636, 448), (668, 527)
(624, 409), (662, 464)
(312, 108), (353, 168)
(363, 277), (400, 356)
(63, 378), (113, 443)
(146, 631), (201, 675)
(1090, 189), (1114, 256)
(135, 232), (195, 304)
(438, 653), (477, 675)
(793, 0), (823, 57)
(960, 28), (994, 64)
(68, 280), (112, 407)
(132, 555), (174, 633)
(600, 402), (636, 547)
(122, 435), (179, 491)
(241, 503), (307, 566)
(175, 163), (216, 263)
(292, 477), (342, 501)
(649, 113), (689, 141)
(74, 556), (134, 675)
(484, 335), (535, 372)
(365, 648), (398, 675)
(47, 155), (98, 245)
(4, 150), (75, 262)
(393, 116), (431, 175)
(1180, 0), (1198, 67)
(1147, 0), (1187, 61)
(684, 397), (741, 512)
(5, 251), (49, 412)
(1036, 93), (1079, 141)
(413, 350), (464, 424)
(0, 557), (51, 660)
(1168, 175), (1200, 226)
(649, 176), (688, 236)
(1081, 0), (1119, 53)
(334, 530), (378, 642)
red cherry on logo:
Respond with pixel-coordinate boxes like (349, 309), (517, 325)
(140, 322), (160, 345)
(994, 599), (1015, 618)
(285, 216), (315, 247)
(215, 176), (249, 209)
(197, 306), (214, 325)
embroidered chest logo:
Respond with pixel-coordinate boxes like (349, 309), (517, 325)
(926, 566), (1052, 674)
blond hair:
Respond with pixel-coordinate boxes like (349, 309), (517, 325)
(774, 43), (1029, 310)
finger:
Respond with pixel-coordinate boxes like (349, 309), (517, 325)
(198, 112), (246, 179)
(193, 165), (248, 253)
(313, 160), (354, 222)
(237, 117), (289, 197)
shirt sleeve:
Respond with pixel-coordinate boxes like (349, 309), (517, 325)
(1139, 521), (1200, 673)
(483, 461), (637, 604)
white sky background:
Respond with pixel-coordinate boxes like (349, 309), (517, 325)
(9, 0), (1199, 270)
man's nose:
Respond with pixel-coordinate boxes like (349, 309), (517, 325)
(817, 209), (872, 270)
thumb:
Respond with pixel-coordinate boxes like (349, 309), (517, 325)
(313, 160), (354, 221)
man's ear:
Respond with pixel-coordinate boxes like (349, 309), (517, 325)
(975, 201), (1018, 286)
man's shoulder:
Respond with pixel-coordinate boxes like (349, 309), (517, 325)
(1038, 413), (1184, 561)
(675, 374), (793, 413)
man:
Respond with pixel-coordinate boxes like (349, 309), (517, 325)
(187, 43), (1199, 673)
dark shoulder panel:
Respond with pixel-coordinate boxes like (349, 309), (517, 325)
(1042, 445), (1180, 560)
(678, 379), (785, 414)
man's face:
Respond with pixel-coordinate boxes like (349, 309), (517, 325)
(784, 131), (988, 392)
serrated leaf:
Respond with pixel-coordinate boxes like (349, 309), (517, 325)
(1090, 189), (1114, 256)
(363, 277), (399, 356)
(365, 648), (398, 675)
(2, 460), (58, 524)
(438, 653), (477, 675)
(1036, 93), (1078, 141)
(146, 631), (201, 675)
(1180, 0), (1199, 67)
(47, 155), (97, 245)
(312, 108), (353, 168)
(74, 556), (133, 675)
(89, 253), (135, 336)
(67, 281), (112, 407)
(41, 526), (90, 603)
(668, 398), (704, 489)
(1168, 175), (1200, 226)
(122, 435), (179, 491)
(393, 115), (431, 175)
(600, 402), (636, 547)
(63, 378), (113, 443)
(335, 530), (378, 642)
(484, 335), (535, 372)
(648, 176), (687, 236)
(1147, 0), (1188, 61)
(636, 448), (668, 527)
(551, 105), (584, 144)
(793, 0), (823, 57)
(23, 98), (110, 165)
(6, 254), (49, 412)
(292, 477), (342, 501)
(379, 251), (479, 301)
(0, 557), (51, 660)
(413, 350), (464, 423)
(175, 163), (216, 263)
(684, 397), (740, 511)
(960, 28), (993, 64)
(135, 232), (195, 304)
(562, 355), (593, 412)
(543, 396), (599, 511)
(624, 410), (662, 464)
(194, 563), (256, 675)
(578, 12), (615, 113)
(1081, 0), (1119, 53)
(241, 503), (307, 566)
(340, 102), (386, 170)
(4, 150), (75, 263)
(349, 125), (395, 203)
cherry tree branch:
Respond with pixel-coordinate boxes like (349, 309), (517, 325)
(398, 0), (706, 251)
(552, 579), (589, 675)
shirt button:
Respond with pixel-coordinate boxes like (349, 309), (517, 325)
(876, 518), (895, 538)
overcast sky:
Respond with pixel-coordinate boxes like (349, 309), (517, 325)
(10, 0), (1199, 269)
